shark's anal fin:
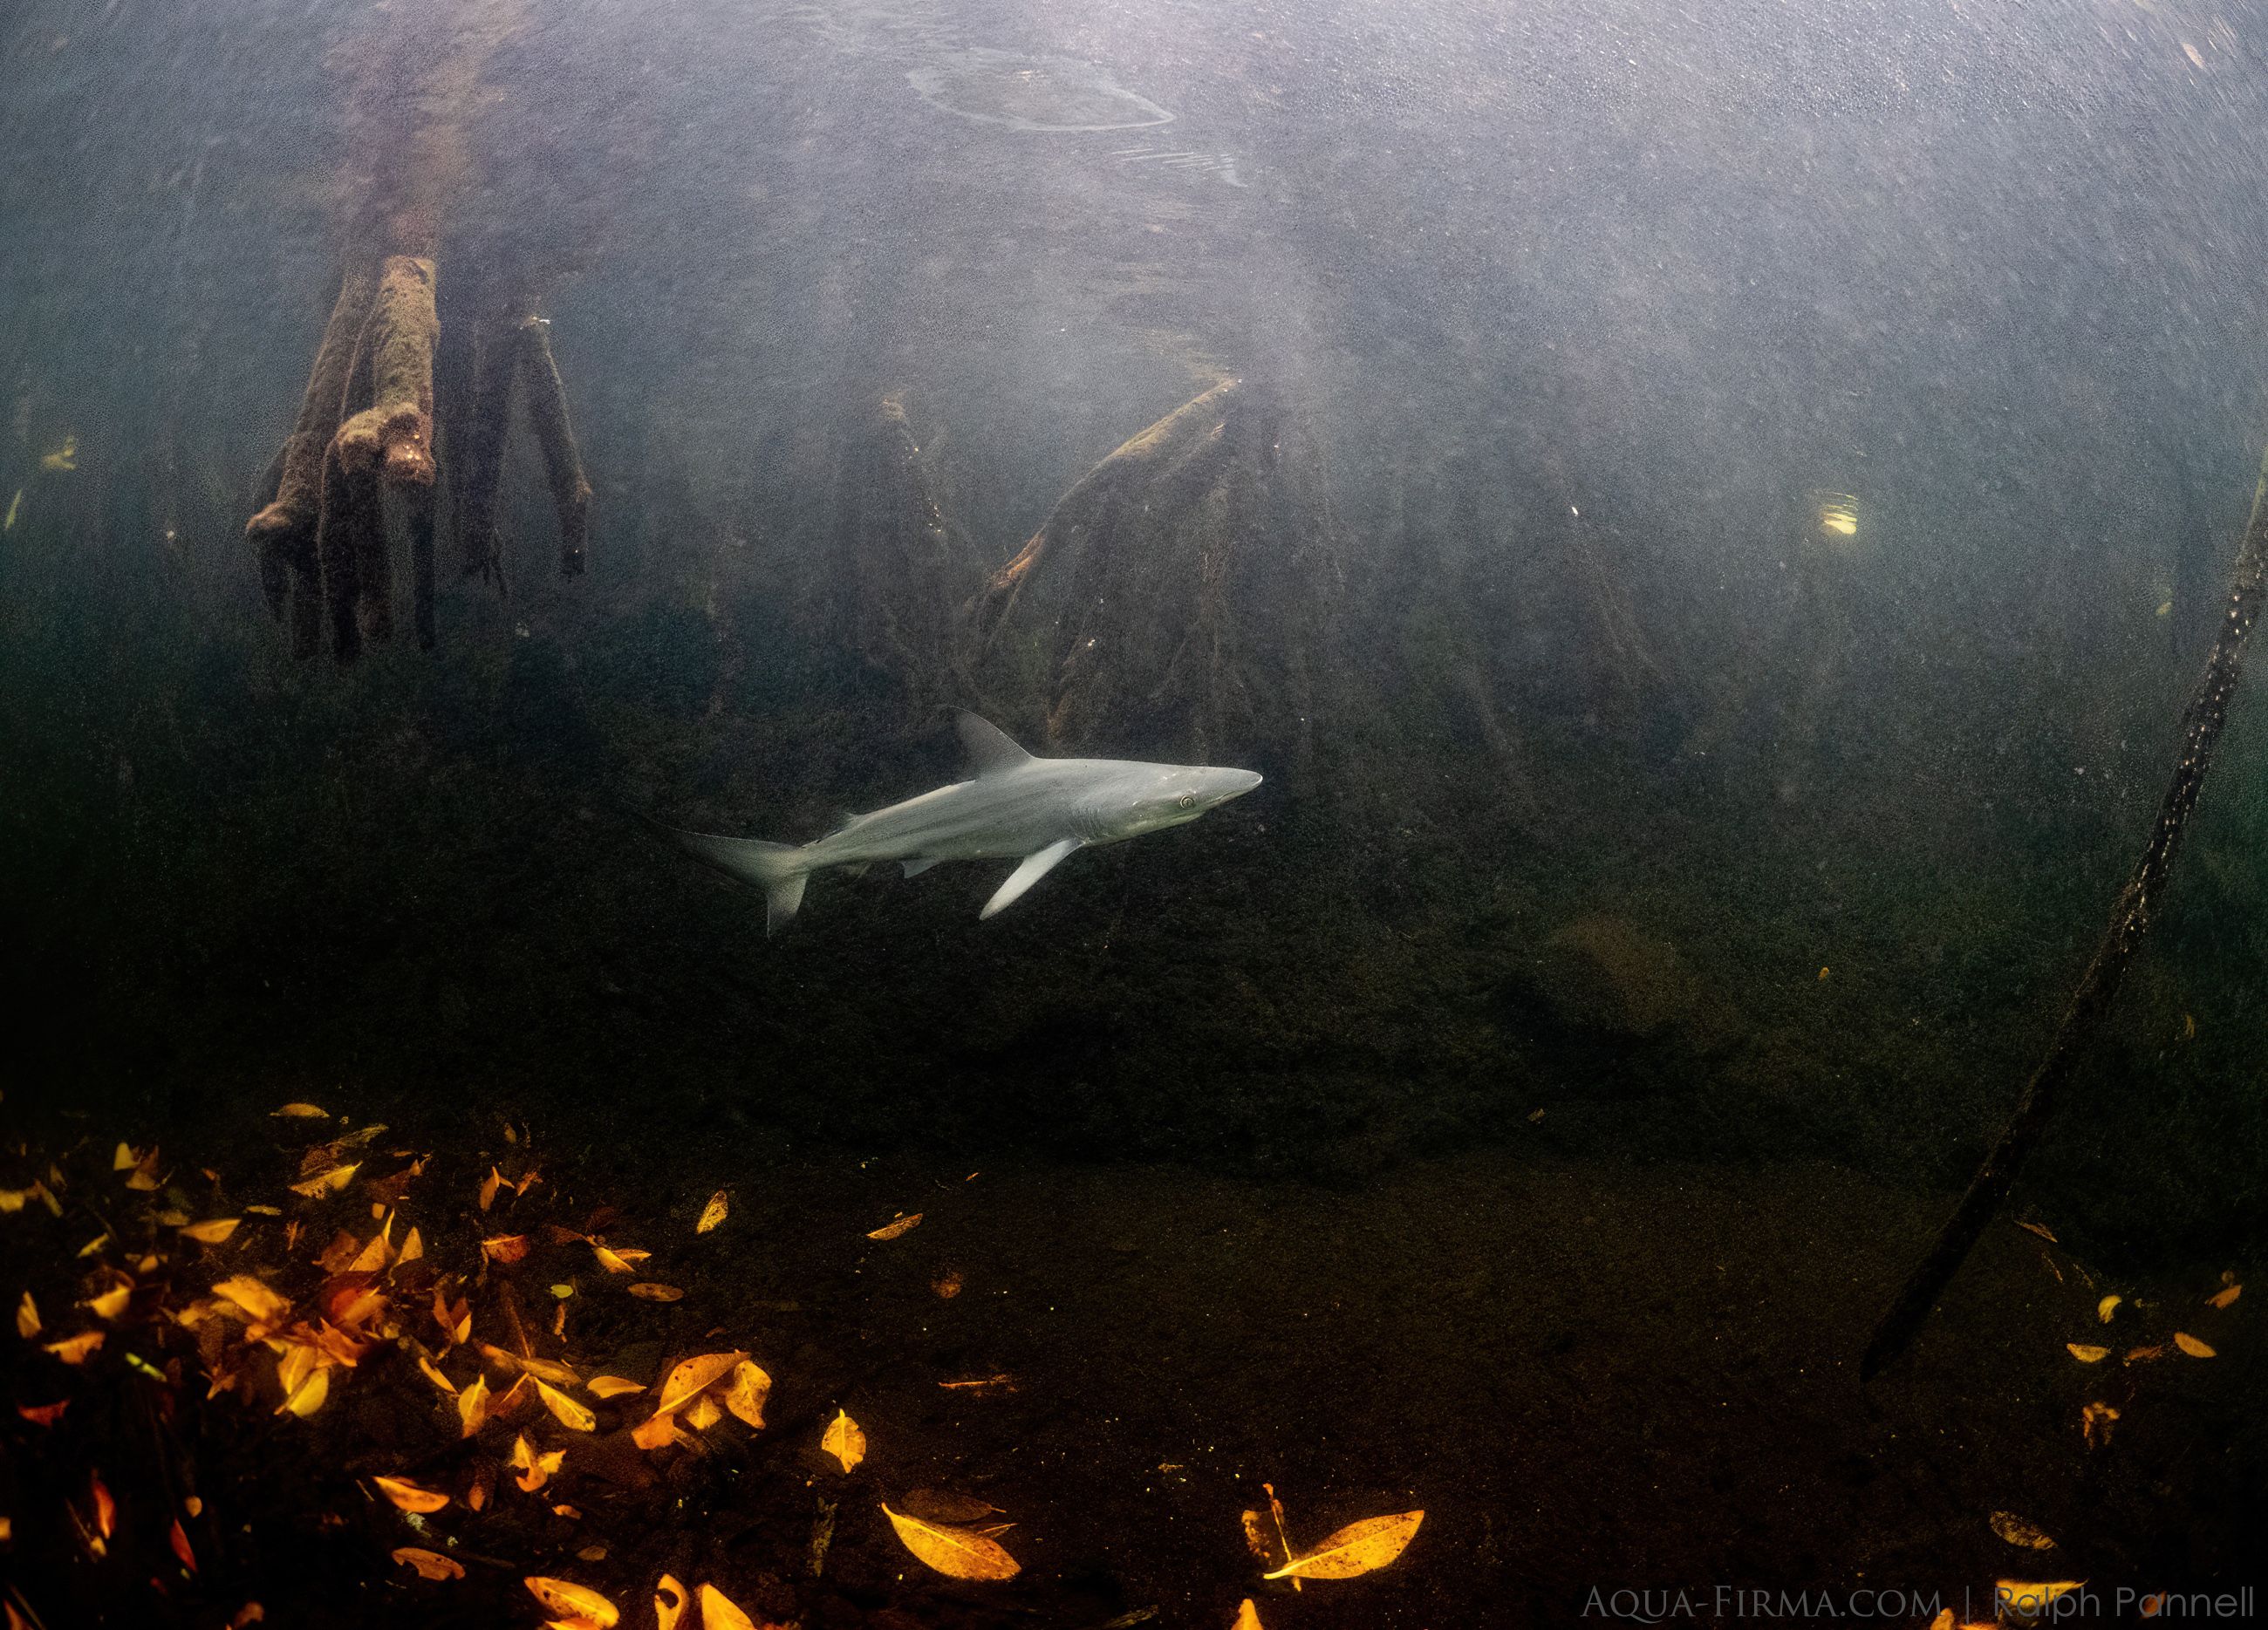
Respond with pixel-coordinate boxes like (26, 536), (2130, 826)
(980, 837), (1082, 919)
(956, 710), (1039, 776)
(901, 856), (941, 877)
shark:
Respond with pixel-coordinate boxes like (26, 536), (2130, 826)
(651, 710), (1262, 934)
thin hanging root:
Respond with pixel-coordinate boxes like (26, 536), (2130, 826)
(1862, 435), (2268, 1381)
(247, 263), (379, 644)
(454, 315), (517, 586)
(318, 439), (386, 663)
(517, 316), (591, 576)
(409, 482), (438, 651)
(335, 256), (439, 488)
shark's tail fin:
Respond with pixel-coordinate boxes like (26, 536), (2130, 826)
(642, 817), (810, 936)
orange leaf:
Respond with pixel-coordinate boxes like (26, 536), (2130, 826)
(277, 1367), (330, 1417)
(480, 1168), (503, 1212)
(627, 1283), (682, 1301)
(270, 1103), (329, 1118)
(170, 1517), (196, 1572)
(1233, 1601), (1265, 1630)
(655, 1576), (689, 1630)
(2208, 1284), (2242, 1309)
(866, 1213), (923, 1240)
(457, 1374), (492, 1437)
(91, 1471), (116, 1538)
(696, 1192), (729, 1233)
(882, 1504), (1020, 1579)
(722, 1360), (771, 1429)
(180, 1219), (242, 1245)
(82, 1280), (133, 1320)
(15, 1292), (38, 1339)
(1264, 1510), (1424, 1580)
(2174, 1332), (2217, 1359)
(821, 1408), (866, 1471)
(212, 1275), (292, 1326)
(43, 1331), (105, 1365)
(372, 1476), (450, 1514)
(392, 1546), (465, 1580)
(2015, 1220), (2058, 1243)
(482, 1234), (531, 1265)
(631, 1410), (680, 1451)
(591, 1244), (634, 1273)
(2065, 1344), (2109, 1364)
(653, 1351), (746, 1415)
(587, 1375), (645, 1399)
(18, 1400), (68, 1427)
(523, 1577), (618, 1630)
(698, 1584), (762, 1630)
(686, 1394), (724, 1431)
(536, 1379), (597, 1432)
(417, 1354), (458, 1395)
(512, 1435), (567, 1493)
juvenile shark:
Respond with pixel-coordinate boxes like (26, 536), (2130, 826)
(652, 711), (1262, 934)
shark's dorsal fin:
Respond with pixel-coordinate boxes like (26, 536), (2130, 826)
(956, 711), (1038, 776)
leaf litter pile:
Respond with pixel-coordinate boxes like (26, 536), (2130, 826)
(0, 1105), (1423, 1628)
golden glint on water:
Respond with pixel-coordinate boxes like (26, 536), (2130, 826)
(1816, 494), (1860, 537)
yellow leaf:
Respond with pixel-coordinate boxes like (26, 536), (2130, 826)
(212, 1275), (293, 1326)
(626, 1282), (682, 1301)
(2096, 1295), (2121, 1324)
(125, 1147), (164, 1191)
(392, 1546), (464, 1580)
(587, 1375), (645, 1399)
(654, 1575), (689, 1630)
(2015, 1220), (2058, 1244)
(821, 1408), (866, 1471)
(83, 1282), (132, 1320)
(1996, 1581), (2086, 1624)
(181, 1219), (242, 1245)
(480, 1168), (503, 1212)
(653, 1352), (746, 1416)
(523, 1577), (619, 1630)
(16, 1292), (38, 1339)
(2208, 1283), (2242, 1309)
(1990, 1511), (2056, 1550)
(2173, 1332), (2216, 1359)
(245, 1204), (283, 1216)
(723, 1360), (770, 1429)
(697, 1191), (729, 1233)
(113, 1142), (140, 1171)
(1263, 1510), (1424, 1580)
(512, 1436), (567, 1493)
(881, 1504), (1021, 1580)
(271, 1103), (329, 1118)
(591, 1244), (634, 1273)
(277, 1366), (330, 1417)
(457, 1374), (491, 1437)
(698, 1583), (761, 1630)
(2065, 1344), (2109, 1364)
(1232, 1601), (1264, 1630)
(289, 1163), (359, 1198)
(866, 1213), (923, 1240)
(631, 1410), (679, 1451)
(685, 1395), (723, 1431)
(372, 1476), (449, 1514)
(536, 1379), (597, 1432)
(417, 1354), (458, 1395)
(399, 1226), (424, 1265)
(43, 1330), (105, 1365)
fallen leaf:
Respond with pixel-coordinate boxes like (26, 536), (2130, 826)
(627, 1283), (683, 1301)
(170, 1516), (196, 1571)
(698, 1584), (762, 1630)
(43, 1331), (105, 1365)
(480, 1168), (503, 1211)
(697, 1192), (729, 1233)
(591, 1244), (635, 1273)
(2208, 1284), (2242, 1309)
(654, 1352), (747, 1415)
(1233, 1601), (1264, 1630)
(113, 1142), (140, 1170)
(2065, 1344), (2109, 1364)
(90, 1471), (115, 1538)
(905, 1489), (1001, 1524)
(15, 1292), (38, 1339)
(933, 1270), (964, 1298)
(482, 1234), (531, 1265)
(179, 1218), (242, 1245)
(882, 1504), (1021, 1579)
(523, 1576), (619, 1630)
(277, 1367), (329, 1417)
(2015, 1221), (2058, 1244)
(866, 1213), (923, 1240)
(1991, 1511), (2056, 1550)
(722, 1360), (771, 1429)
(82, 1280), (133, 1320)
(2096, 1295), (2121, 1324)
(631, 1411), (680, 1451)
(821, 1408), (866, 1471)
(392, 1547), (465, 1580)
(536, 1379), (597, 1432)
(19, 1400), (68, 1426)
(685, 1394), (724, 1431)
(512, 1435), (568, 1493)
(212, 1274), (293, 1326)
(1264, 1510), (1424, 1580)
(372, 1475), (449, 1514)
(457, 1374), (492, 1437)
(288, 1163), (359, 1198)
(587, 1375), (645, 1399)
(937, 1374), (1015, 1391)
(125, 1149), (165, 1190)
(2125, 1345), (2165, 1363)
(1998, 1581), (2086, 1624)
(2173, 1332), (2216, 1359)
(271, 1103), (329, 1118)
(2082, 1402), (2121, 1449)
(654, 1575), (689, 1630)
(245, 1204), (283, 1216)
(1240, 1510), (1278, 1565)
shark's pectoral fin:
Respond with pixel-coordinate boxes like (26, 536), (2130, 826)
(980, 838), (1083, 919)
(901, 856), (942, 878)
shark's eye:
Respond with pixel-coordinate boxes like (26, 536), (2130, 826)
(1178, 793), (1196, 808)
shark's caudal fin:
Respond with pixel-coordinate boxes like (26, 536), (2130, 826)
(644, 818), (810, 936)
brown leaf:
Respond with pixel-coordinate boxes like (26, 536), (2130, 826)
(866, 1213), (923, 1240)
(482, 1234), (531, 1265)
(212, 1274), (292, 1326)
(933, 1270), (964, 1299)
(2173, 1332), (2216, 1359)
(288, 1163), (359, 1198)
(882, 1504), (1021, 1580)
(271, 1103), (329, 1118)
(905, 1489), (1001, 1524)
(125, 1146), (164, 1190)
(2082, 1401), (2120, 1450)
(170, 1517), (196, 1572)
(457, 1374), (492, 1438)
(626, 1282), (683, 1301)
(653, 1351), (747, 1416)
(2065, 1344), (2109, 1364)
(722, 1360), (771, 1429)
(1240, 1510), (1278, 1565)
(43, 1331), (106, 1365)
(2208, 1283), (2242, 1309)
(181, 1219), (242, 1245)
(696, 1191), (729, 1234)
(392, 1546), (464, 1580)
(523, 1577), (619, 1630)
(372, 1476), (449, 1514)
(1990, 1511), (2056, 1550)
(18, 1400), (69, 1426)
(2015, 1220), (2058, 1243)
(1264, 1509), (1424, 1580)
(821, 1408), (866, 1471)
